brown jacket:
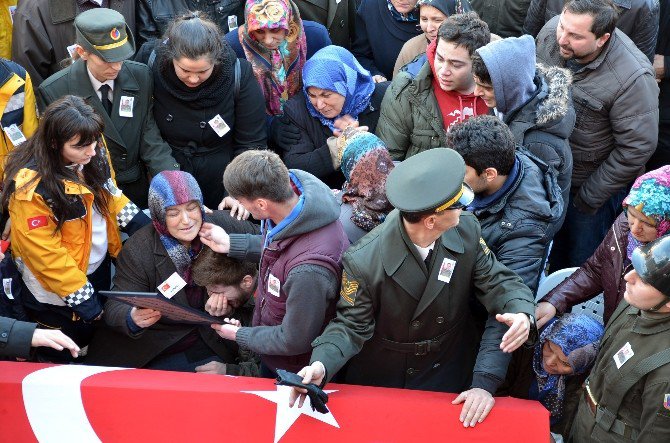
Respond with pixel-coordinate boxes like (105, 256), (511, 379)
(84, 211), (258, 369)
(536, 16), (659, 213)
(541, 212), (630, 325)
(11, 0), (137, 86)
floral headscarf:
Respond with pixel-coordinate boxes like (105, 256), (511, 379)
(622, 166), (670, 259)
(302, 45), (376, 131)
(533, 314), (604, 424)
(340, 131), (395, 231)
(239, 0), (307, 115)
(148, 171), (204, 280)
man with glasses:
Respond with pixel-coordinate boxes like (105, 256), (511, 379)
(290, 147), (537, 428)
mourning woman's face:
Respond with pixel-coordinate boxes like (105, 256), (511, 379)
(542, 340), (574, 375)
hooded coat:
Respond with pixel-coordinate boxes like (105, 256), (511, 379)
(477, 35), (575, 223)
(228, 169), (350, 373)
(470, 152), (564, 294)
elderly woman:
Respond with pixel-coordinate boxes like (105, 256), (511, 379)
(1, 96), (149, 363)
(274, 45), (389, 188)
(142, 12), (267, 209)
(351, 0), (424, 81)
(330, 129), (395, 243)
(85, 171), (258, 372)
(536, 166), (670, 328)
(393, 0), (471, 76)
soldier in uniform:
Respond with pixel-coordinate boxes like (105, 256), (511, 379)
(37, 9), (179, 208)
(290, 148), (537, 427)
(570, 234), (670, 442)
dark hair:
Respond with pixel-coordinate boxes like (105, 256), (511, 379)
(192, 246), (258, 287)
(400, 208), (441, 224)
(223, 150), (294, 203)
(2, 95), (111, 231)
(437, 12), (490, 56)
(470, 52), (491, 84)
(447, 115), (515, 175)
(563, 0), (619, 38)
(161, 11), (223, 68)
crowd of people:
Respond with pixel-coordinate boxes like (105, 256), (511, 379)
(0, 0), (669, 441)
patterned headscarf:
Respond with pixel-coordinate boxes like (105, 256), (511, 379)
(340, 131), (395, 231)
(302, 45), (376, 131)
(533, 314), (604, 424)
(148, 171), (204, 280)
(239, 0), (307, 115)
(622, 166), (670, 259)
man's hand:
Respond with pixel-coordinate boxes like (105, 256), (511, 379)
(372, 74), (387, 83)
(654, 54), (664, 82)
(130, 307), (162, 328)
(199, 222), (231, 254)
(452, 388), (495, 427)
(211, 323), (239, 341)
(217, 196), (250, 220)
(535, 302), (557, 329)
(205, 293), (231, 317)
(288, 362), (326, 408)
(31, 328), (80, 358)
(195, 361), (227, 375)
(496, 313), (530, 353)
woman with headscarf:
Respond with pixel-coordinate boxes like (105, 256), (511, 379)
(276, 45), (389, 188)
(393, 0), (471, 76)
(533, 314), (604, 436)
(329, 129), (395, 243)
(144, 12), (267, 209)
(85, 171), (259, 372)
(536, 166), (670, 328)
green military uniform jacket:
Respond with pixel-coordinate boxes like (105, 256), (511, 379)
(570, 301), (670, 442)
(311, 210), (534, 392)
(376, 61), (447, 162)
(37, 59), (179, 207)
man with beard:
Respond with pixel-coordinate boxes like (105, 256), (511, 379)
(535, 0), (658, 270)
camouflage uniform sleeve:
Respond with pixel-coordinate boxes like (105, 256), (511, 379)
(310, 255), (376, 383)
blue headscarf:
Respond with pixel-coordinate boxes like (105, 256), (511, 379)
(533, 314), (604, 424)
(302, 45), (375, 131)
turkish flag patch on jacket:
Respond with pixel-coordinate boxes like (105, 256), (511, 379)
(27, 216), (48, 230)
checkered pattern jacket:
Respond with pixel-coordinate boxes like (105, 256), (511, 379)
(7, 144), (145, 321)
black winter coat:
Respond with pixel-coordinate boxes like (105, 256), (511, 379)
(151, 52), (267, 208)
(648, 0), (670, 170)
(280, 81), (389, 189)
(471, 152), (563, 295)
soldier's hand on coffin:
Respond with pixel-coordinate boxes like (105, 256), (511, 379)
(289, 361), (326, 408)
(452, 387), (495, 427)
(497, 312), (530, 353)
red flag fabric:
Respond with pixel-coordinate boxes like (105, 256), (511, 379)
(0, 362), (549, 442)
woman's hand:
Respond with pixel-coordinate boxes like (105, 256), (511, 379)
(372, 75), (387, 83)
(535, 302), (557, 329)
(130, 307), (162, 328)
(217, 196), (250, 220)
(332, 115), (369, 137)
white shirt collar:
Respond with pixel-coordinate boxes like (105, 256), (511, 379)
(86, 66), (114, 97)
(413, 241), (435, 261)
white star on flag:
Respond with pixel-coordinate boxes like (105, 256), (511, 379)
(242, 385), (339, 443)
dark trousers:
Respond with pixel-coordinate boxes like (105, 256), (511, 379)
(549, 189), (627, 271)
(25, 256), (111, 363)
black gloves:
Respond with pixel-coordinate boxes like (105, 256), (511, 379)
(275, 369), (329, 414)
(269, 115), (301, 152)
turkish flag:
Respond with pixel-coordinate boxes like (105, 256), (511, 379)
(26, 216), (47, 230)
(0, 362), (549, 442)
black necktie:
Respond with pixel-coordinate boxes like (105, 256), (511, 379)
(99, 84), (112, 116)
(424, 248), (433, 270)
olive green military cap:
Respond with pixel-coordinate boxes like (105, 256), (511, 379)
(386, 148), (474, 213)
(75, 8), (135, 62)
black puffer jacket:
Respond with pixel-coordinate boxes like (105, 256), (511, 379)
(524, 0), (658, 62)
(470, 151), (563, 294)
(504, 64), (575, 226)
